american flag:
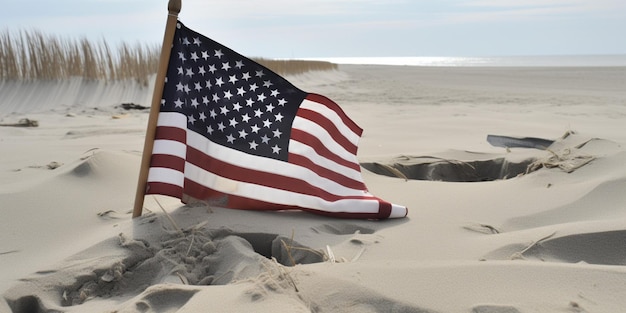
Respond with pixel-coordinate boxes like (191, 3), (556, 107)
(146, 22), (407, 219)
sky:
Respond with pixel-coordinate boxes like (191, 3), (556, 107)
(2, 0), (626, 58)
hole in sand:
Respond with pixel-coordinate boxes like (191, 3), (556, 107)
(362, 157), (536, 182)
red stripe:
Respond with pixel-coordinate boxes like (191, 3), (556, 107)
(183, 179), (392, 219)
(155, 126), (186, 142)
(150, 154), (185, 171)
(296, 108), (358, 155)
(288, 153), (366, 190)
(186, 147), (372, 202)
(146, 181), (183, 199)
(306, 93), (362, 136)
(290, 129), (361, 172)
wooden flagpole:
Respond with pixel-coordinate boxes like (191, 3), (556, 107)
(132, 0), (182, 218)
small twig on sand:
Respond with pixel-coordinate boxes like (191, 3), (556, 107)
(511, 231), (557, 260)
(153, 196), (183, 237)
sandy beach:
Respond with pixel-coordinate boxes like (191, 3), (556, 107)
(2, 64), (626, 312)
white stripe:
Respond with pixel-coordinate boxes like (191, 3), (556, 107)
(186, 130), (366, 196)
(148, 167), (185, 187)
(300, 98), (360, 145)
(152, 139), (187, 158)
(157, 111), (187, 127)
(288, 140), (364, 182)
(185, 162), (379, 214)
(292, 116), (357, 163)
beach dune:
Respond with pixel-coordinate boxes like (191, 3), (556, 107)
(2, 64), (626, 312)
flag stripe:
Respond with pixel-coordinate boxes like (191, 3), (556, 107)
(292, 115), (357, 160)
(290, 129), (361, 172)
(183, 178), (393, 219)
(304, 94), (362, 137)
(295, 108), (358, 155)
(148, 167), (185, 188)
(287, 153), (367, 190)
(150, 153), (185, 171)
(287, 140), (364, 182)
(184, 124), (365, 188)
(152, 139), (187, 159)
(182, 163), (380, 212)
(186, 143), (369, 198)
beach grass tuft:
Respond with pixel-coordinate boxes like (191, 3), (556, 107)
(0, 29), (337, 84)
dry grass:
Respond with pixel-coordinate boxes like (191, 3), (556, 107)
(1, 29), (337, 84)
(0, 29), (159, 85)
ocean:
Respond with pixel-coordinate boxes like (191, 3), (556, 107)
(304, 55), (626, 67)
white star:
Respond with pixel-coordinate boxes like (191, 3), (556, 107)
(263, 80), (272, 88)
(249, 141), (258, 150)
(201, 51), (210, 60)
(257, 93), (267, 102)
(212, 93), (220, 102)
(188, 114), (196, 124)
(265, 103), (275, 112)
(250, 124), (260, 133)
(215, 77), (224, 87)
(178, 52), (186, 62)
(186, 68), (194, 77)
(229, 75), (238, 84)
(249, 83), (259, 92)
(274, 112), (284, 122)
(222, 62), (231, 71)
(278, 98), (287, 106)
(217, 122), (226, 131)
(235, 60), (245, 69)
(271, 145), (281, 154)
(207, 125), (214, 134)
(205, 80), (212, 88)
(198, 66), (206, 75)
(220, 106), (229, 115)
(246, 98), (255, 107)
(176, 82), (184, 92)
(177, 66), (184, 75)
(263, 119), (272, 128)
(272, 129), (282, 138)
(194, 82), (202, 91)
(190, 52), (199, 61)
(190, 98), (199, 107)
(241, 72), (251, 81)
(270, 89), (279, 97)
(193, 37), (201, 46)
(199, 112), (206, 121)
(161, 99), (166, 106)
(229, 117), (238, 127)
(261, 135), (270, 144)
(226, 134), (235, 143)
(224, 90), (233, 100)
(208, 65), (217, 73)
(203, 96), (210, 105)
(232, 102), (242, 111)
(183, 37), (191, 45)
(255, 70), (265, 78)
(209, 109), (217, 119)
(238, 129), (248, 139)
(237, 87), (246, 96)
(254, 109), (263, 117)
(174, 98), (184, 108)
(241, 113), (251, 122)
(214, 49), (224, 58)
(184, 84), (191, 93)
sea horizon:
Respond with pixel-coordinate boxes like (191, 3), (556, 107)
(298, 54), (626, 67)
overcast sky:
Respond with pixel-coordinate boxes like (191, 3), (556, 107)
(2, 0), (626, 58)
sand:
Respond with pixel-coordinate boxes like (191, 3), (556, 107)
(1, 64), (626, 312)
